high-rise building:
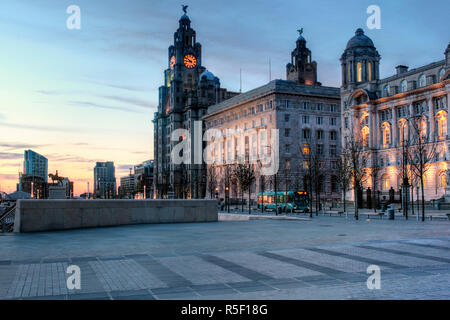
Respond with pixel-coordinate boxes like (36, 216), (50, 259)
(93, 162), (116, 198)
(341, 28), (449, 202)
(23, 150), (48, 183)
(152, 7), (238, 199)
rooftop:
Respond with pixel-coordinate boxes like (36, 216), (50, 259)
(207, 79), (340, 116)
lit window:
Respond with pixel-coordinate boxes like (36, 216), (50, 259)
(361, 126), (370, 147)
(381, 122), (391, 147)
(302, 144), (310, 155)
(357, 62), (362, 82)
(382, 175), (390, 190)
(398, 119), (408, 145)
(368, 62), (372, 81)
(303, 160), (309, 169)
(436, 111), (447, 140)
(439, 173), (447, 188)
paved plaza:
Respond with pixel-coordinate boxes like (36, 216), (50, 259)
(0, 216), (449, 300)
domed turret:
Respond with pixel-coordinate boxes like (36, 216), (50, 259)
(345, 28), (375, 49)
(341, 28), (380, 88)
(200, 70), (217, 82)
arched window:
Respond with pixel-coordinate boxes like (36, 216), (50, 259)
(383, 85), (390, 97)
(361, 126), (370, 147)
(418, 117), (428, 141)
(418, 74), (426, 87)
(381, 122), (391, 148)
(400, 80), (407, 93)
(382, 174), (390, 190)
(368, 62), (372, 81)
(357, 62), (362, 82)
(436, 111), (447, 140)
(398, 119), (408, 145)
(438, 171), (447, 188)
(438, 68), (445, 81)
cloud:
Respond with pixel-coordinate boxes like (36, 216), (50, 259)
(0, 152), (23, 160)
(0, 122), (79, 133)
(100, 95), (156, 109)
(0, 173), (17, 180)
(0, 142), (48, 151)
(117, 164), (135, 171)
(67, 100), (145, 114)
(47, 153), (97, 164)
(87, 80), (155, 93)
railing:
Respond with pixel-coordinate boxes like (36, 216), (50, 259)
(0, 203), (16, 233)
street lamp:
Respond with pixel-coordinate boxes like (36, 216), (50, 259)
(225, 186), (230, 213)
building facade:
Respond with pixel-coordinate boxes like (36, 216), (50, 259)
(341, 28), (450, 201)
(134, 160), (154, 199)
(204, 33), (341, 202)
(152, 8), (238, 199)
(93, 162), (116, 198)
(119, 174), (136, 198)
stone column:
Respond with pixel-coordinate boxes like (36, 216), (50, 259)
(429, 97), (435, 140)
(392, 105), (397, 147)
(368, 109), (373, 148)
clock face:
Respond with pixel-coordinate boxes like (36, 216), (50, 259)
(183, 54), (197, 69)
(169, 56), (175, 69)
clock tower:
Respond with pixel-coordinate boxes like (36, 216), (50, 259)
(153, 7), (238, 199)
(286, 30), (321, 86)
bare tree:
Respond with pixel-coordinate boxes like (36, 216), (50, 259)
(233, 160), (256, 214)
(408, 115), (439, 221)
(370, 157), (382, 213)
(344, 133), (368, 220)
(270, 172), (280, 215)
(336, 152), (352, 213)
(206, 165), (218, 199)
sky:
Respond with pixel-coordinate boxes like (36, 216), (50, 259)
(0, 0), (449, 195)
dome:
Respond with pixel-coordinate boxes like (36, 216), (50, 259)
(297, 35), (305, 42)
(180, 13), (190, 22)
(200, 70), (216, 81)
(346, 28), (374, 49)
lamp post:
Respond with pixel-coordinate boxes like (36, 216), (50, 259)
(225, 186), (229, 213)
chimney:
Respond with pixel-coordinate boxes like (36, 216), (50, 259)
(395, 65), (408, 75)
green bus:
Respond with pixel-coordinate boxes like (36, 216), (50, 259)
(257, 191), (310, 213)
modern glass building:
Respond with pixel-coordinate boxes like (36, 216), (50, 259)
(23, 150), (48, 183)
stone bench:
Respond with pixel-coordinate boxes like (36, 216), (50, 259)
(366, 212), (385, 219)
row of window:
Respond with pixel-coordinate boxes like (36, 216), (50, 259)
(360, 111), (448, 148)
(278, 100), (340, 112)
(383, 68), (445, 96)
(301, 115), (338, 125)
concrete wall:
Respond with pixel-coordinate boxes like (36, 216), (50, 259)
(14, 199), (218, 233)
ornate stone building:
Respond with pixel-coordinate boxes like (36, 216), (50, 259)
(204, 33), (341, 202)
(152, 9), (237, 199)
(341, 28), (450, 201)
